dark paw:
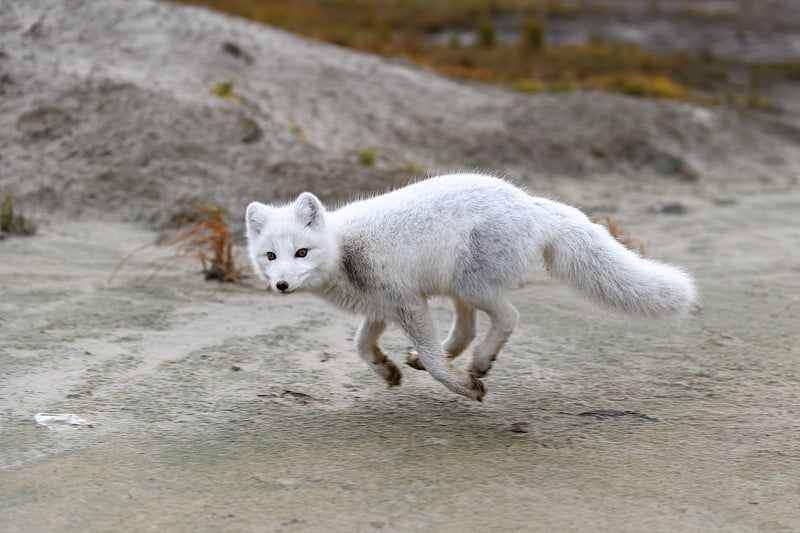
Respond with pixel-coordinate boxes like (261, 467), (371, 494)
(469, 366), (490, 379)
(405, 352), (426, 371)
(467, 375), (487, 402)
(384, 361), (402, 388)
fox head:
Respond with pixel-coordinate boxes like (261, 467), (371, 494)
(245, 192), (337, 293)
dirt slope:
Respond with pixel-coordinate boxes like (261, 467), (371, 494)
(1, 0), (799, 223)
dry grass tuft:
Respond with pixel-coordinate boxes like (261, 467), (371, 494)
(1, 194), (37, 236)
(109, 205), (246, 284)
(163, 205), (245, 282)
(592, 215), (646, 255)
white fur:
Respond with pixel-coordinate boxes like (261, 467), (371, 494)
(246, 173), (699, 401)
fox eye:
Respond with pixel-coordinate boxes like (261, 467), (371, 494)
(266, 252), (276, 261)
(295, 248), (308, 258)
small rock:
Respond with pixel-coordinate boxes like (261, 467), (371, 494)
(649, 202), (687, 215)
(712, 197), (737, 206)
(282, 390), (312, 400)
(222, 41), (254, 64)
(578, 409), (659, 422)
(505, 421), (530, 433)
(230, 365), (242, 371)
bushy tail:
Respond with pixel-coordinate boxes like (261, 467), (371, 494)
(543, 219), (699, 320)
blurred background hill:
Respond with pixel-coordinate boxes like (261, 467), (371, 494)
(1, 0), (799, 223)
(174, 0), (800, 106)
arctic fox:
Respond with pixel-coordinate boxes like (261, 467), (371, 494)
(246, 174), (698, 401)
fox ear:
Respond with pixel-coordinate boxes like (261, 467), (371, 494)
(245, 202), (269, 239)
(294, 192), (325, 228)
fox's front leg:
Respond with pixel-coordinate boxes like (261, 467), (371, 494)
(355, 318), (402, 387)
(397, 302), (486, 402)
(407, 298), (476, 370)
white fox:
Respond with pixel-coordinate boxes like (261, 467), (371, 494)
(245, 174), (698, 401)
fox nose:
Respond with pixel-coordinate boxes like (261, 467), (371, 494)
(276, 281), (289, 292)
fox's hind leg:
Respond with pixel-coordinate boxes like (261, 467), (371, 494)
(442, 299), (478, 358)
(468, 294), (519, 378)
(406, 298), (476, 370)
(398, 301), (485, 401)
(355, 318), (402, 387)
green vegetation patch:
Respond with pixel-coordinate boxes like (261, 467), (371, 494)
(1, 194), (37, 237)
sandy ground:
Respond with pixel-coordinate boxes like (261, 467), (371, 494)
(2, 0), (800, 531)
(2, 188), (799, 531)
